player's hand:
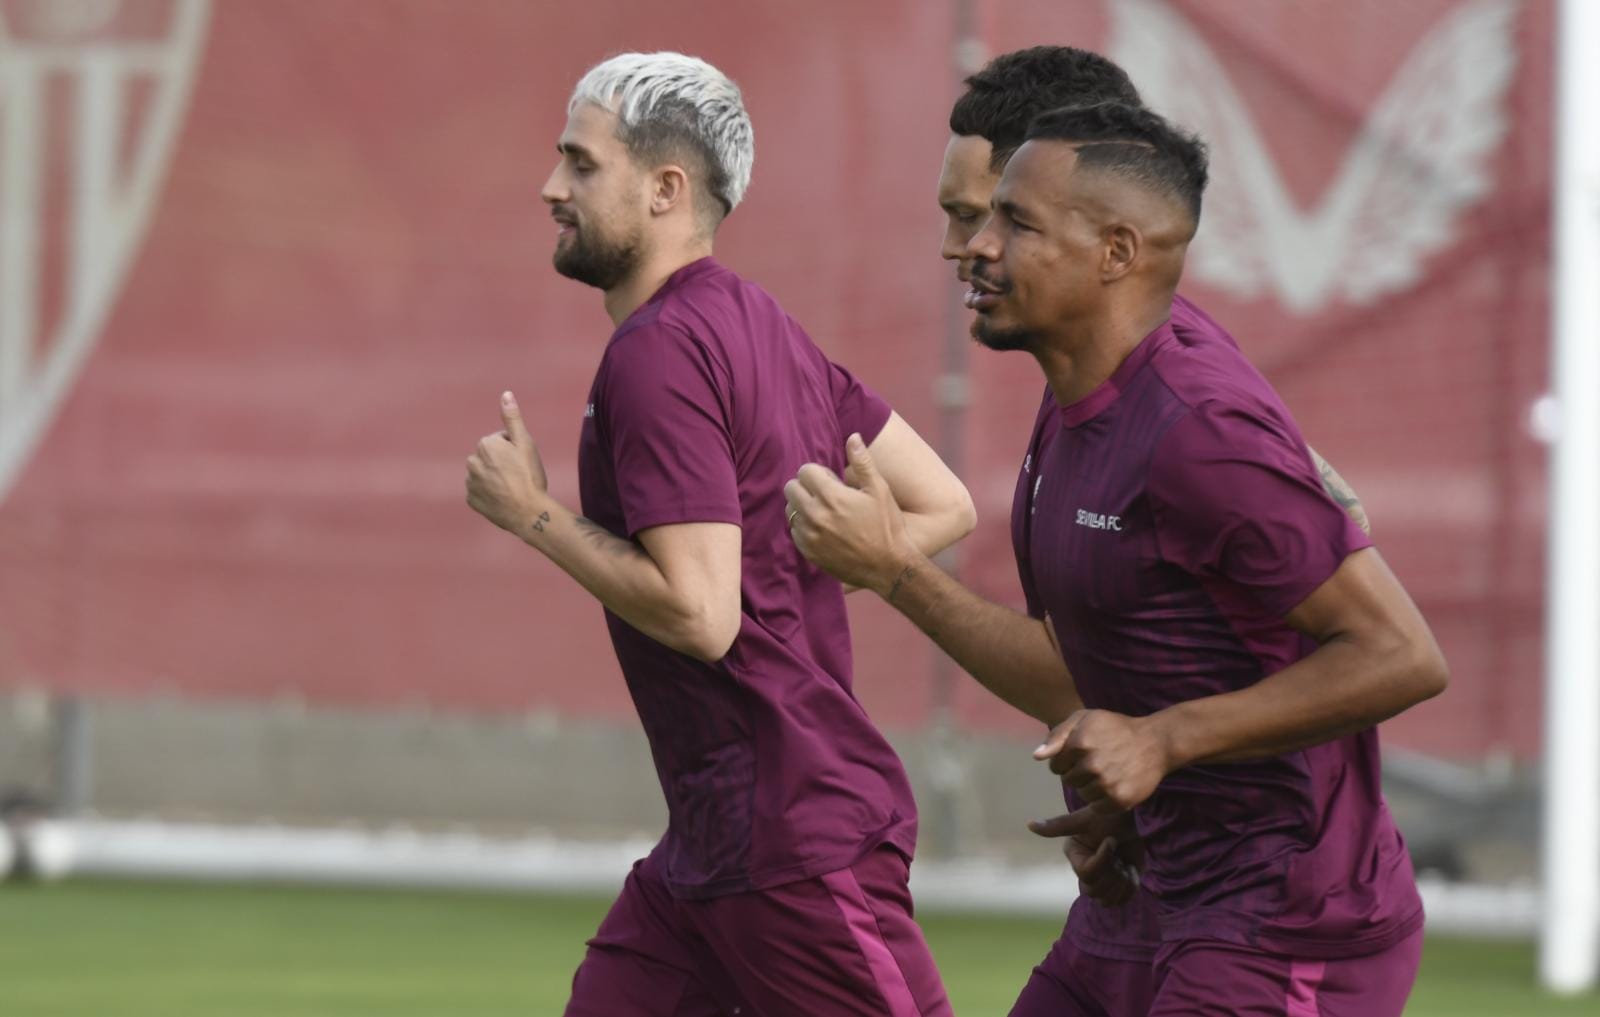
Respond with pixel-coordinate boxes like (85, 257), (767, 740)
(466, 391), (550, 536)
(784, 434), (918, 595)
(1032, 709), (1172, 813)
(1027, 807), (1142, 906)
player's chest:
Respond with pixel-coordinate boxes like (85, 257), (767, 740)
(1024, 431), (1162, 618)
(576, 381), (626, 532)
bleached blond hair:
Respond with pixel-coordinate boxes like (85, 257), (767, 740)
(570, 52), (755, 220)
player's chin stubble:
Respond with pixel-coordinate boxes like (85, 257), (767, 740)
(971, 316), (1038, 352)
(553, 227), (642, 291)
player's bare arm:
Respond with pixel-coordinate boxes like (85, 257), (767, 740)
(785, 435), (1080, 726)
(1033, 547), (1447, 812)
(859, 412), (977, 559)
(1308, 445), (1370, 535)
(466, 391), (741, 662)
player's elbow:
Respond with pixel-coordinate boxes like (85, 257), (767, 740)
(951, 484), (978, 540)
(1407, 639), (1449, 703)
(670, 602), (741, 664)
(927, 481), (978, 549)
(1382, 629), (1449, 712)
(680, 625), (738, 665)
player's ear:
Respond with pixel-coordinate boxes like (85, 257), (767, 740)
(1101, 223), (1140, 282)
(651, 165), (690, 217)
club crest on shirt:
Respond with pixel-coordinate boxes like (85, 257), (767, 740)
(1076, 509), (1123, 532)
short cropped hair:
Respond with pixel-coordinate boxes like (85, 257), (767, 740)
(949, 46), (1142, 169)
(1025, 102), (1209, 224)
(570, 52), (755, 218)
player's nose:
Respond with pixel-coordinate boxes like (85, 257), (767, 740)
(965, 222), (1001, 263)
(539, 165), (567, 206)
(940, 224), (965, 263)
(942, 236), (975, 285)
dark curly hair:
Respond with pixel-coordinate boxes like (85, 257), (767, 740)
(948, 46), (1142, 170)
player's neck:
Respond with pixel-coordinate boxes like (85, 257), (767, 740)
(602, 239), (716, 325)
(1036, 302), (1172, 408)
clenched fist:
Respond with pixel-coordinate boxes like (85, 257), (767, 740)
(784, 433), (917, 595)
(1032, 709), (1174, 813)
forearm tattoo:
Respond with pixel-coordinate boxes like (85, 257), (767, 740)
(573, 516), (646, 559)
(885, 563), (919, 606)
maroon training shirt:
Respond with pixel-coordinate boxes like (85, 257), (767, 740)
(1014, 308), (1421, 958)
(1014, 295), (1238, 961)
(577, 257), (918, 899)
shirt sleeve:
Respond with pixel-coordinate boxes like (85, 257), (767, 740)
(828, 361), (893, 446)
(1148, 401), (1372, 618)
(597, 322), (743, 537)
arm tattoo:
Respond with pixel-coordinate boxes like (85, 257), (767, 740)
(530, 510), (551, 534)
(1311, 450), (1372, 535)
(1317, 459), (1361, 511)
(573, 516), (647, 559)
(885, 563), (919, 606)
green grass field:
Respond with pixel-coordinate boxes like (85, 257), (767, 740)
(0, 880), (1595, 1016)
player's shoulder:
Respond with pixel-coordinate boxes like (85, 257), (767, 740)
(1147, 333), (1308, 457)
(655, 256), (740, 310)
(1149, 328), (1279, 419)
(598, 303), (726, 398)
(654, 259), (799, 352)
(609, 261), (746, 349)
(655, 258), (766, 324)
(1170, 293), (1242, 352)
(605, 302), (696, 364)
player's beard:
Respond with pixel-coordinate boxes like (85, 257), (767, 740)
(553, 218), (644, 292)
(968, 261), (1035, 351)
(971, 314), (1039, 352)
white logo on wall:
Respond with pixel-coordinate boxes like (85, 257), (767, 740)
(0, 0), (209, 501)
(1108, 0), (1516, 315)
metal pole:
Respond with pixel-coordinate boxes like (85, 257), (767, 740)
(922, 0), (984, 860)
(52, 695), (92, 816)
(1540, 0), (1600, 993)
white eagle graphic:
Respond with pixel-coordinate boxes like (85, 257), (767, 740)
(1107, 0), (1518, 315)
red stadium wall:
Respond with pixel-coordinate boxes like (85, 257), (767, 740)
(0, 0), (1553, 759)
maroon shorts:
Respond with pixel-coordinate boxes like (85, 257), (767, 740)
(1148, 927), (1425, 1016)
(563, 844), (952, 1017)
(1007, 928), (1155, 1017)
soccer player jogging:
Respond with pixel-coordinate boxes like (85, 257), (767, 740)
(928, 46), (1374, 1017)
(464, 53), (967, 1017)
(789, 101), (1446, 1015)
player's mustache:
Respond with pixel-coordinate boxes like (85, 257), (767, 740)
(968, 261), (1010, 294)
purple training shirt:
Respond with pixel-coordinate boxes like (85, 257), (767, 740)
(1017, 309), (1422, 958)
(1012, 295), (1239, 961)
(577, 257), (918, 900)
